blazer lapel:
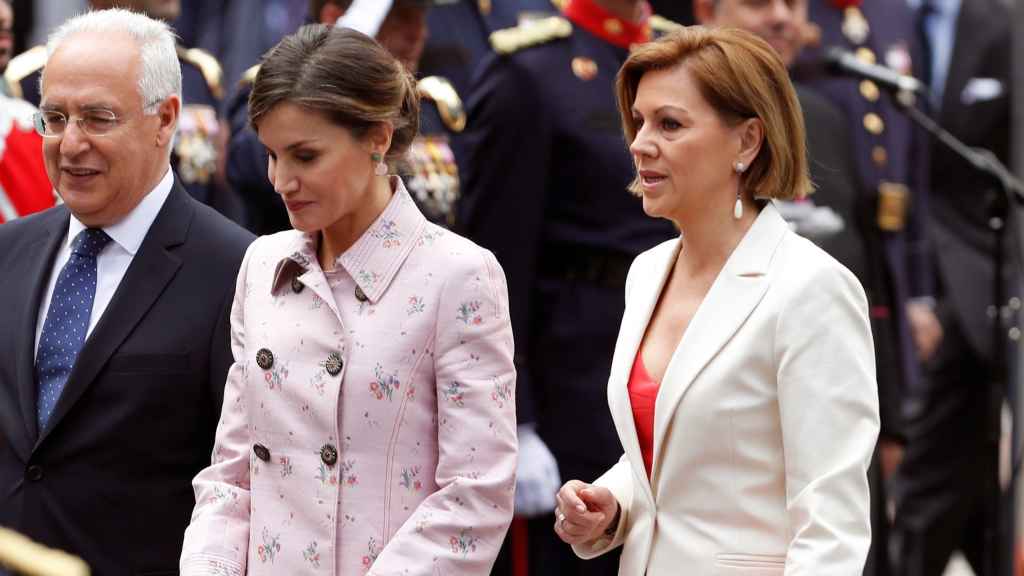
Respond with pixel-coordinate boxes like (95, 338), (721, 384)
(606, 240), (678, 506)
(36, 182), (192, 447)
(648, 203), (788, 487)
(10, 209), (68, 455)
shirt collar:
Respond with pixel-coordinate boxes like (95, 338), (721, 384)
(67, 167), (174, 255)
(272, 177), (429, 302)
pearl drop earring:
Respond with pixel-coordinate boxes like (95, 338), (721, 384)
(733, 161), (746, 220)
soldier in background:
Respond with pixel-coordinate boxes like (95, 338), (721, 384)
(457, 1), (682, 574)
(793, 1), (938, 574)
(226, 0), (464, 235)
(4, 0), (227, 213)
(419, 0), (558, 98)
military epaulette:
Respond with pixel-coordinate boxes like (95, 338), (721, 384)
(650, 15), (684, 35)
(489, 16), (572, 55)
(417, 76), (466, 133)
(239, 64), (261, 88)
(177, 45), (224, 100)
(0, 526), (90, 576)
(3, 45), (47, 100)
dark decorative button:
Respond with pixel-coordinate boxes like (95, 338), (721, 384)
(253, 443), (271, 462)
(26, 465), (44, 482)
(325, 352), (343, 376)
(355, 285), (368, 302)
(291, 277), (304, 294)
(320, 444), (338, 466)
(256, 348), (274, 370)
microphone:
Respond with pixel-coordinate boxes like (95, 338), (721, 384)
(823, 46), (927, 95)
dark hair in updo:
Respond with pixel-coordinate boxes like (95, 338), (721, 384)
(248, 24), (420, 164)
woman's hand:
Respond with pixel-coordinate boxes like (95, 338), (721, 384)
(553, 480), (620, 545)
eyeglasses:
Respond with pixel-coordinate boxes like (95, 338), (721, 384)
(33, 109), (129, 138)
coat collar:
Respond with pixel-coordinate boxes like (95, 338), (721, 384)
(608, 202), (790, 499)
(271, 177), (428, 303)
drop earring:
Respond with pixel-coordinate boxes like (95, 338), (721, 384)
(372, 152), (388, 176)
(733, 161), (746, 220)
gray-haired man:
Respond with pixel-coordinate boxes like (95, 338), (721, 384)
(0, 9), (253, 575)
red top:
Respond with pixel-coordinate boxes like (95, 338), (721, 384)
(563, 0), (653, 50)
(628, 351), (660, 478)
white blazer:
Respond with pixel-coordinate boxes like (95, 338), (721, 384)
(573, 202), (880, 575)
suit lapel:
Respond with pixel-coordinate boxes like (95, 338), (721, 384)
(10, 209), (68, 456)
(36, 182), (193, 447)
(648, 203), (788, 487)
(606, 239), (678, 506)
(939, 0), (985, 122)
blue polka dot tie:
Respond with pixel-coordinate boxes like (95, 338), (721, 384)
(35, 228), (112, 428)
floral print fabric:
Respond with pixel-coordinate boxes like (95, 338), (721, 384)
(181, 180), (517, 575)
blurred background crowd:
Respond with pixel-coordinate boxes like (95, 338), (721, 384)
(1, 0), (1022, 575)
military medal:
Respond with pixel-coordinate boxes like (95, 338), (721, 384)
(571, 57), (598, 81)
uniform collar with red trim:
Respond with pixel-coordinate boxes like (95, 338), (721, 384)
(562, 0), (653, 50)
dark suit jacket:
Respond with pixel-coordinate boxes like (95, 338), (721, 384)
(927, 0), (1015, 363)
(0, 179), (254, 575)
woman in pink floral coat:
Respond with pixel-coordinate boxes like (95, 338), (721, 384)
(180, 25), (517, 576)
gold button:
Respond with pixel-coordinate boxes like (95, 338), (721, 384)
(872, 146), (888, 167)
(604, 18), (623, 36)
(863, 113), (885, 135)
(571, 57), (598, 81)
(856, 47), (876, 65)
(478, 0), (492, 15)
(859, 80), (880, 102)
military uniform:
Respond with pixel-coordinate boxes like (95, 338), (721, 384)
(456, 2), (680, 574)
(420, 0), (560, 103)
(4, 43), (227, 209)
(795, 2), (934, 574)
(225, 66), (466, 234)
(797, 0), (933, 445)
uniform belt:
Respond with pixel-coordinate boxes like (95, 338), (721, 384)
(539, 244), (633, 289)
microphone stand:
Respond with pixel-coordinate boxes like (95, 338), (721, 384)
(892, 89), (1024, 576)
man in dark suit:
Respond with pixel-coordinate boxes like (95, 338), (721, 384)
(891, 0), (1017, 573)
(0, 9), (253, 575)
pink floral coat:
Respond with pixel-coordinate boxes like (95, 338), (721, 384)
(180, 181), (517, 575)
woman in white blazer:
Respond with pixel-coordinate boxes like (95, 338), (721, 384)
(553, 27), (880, 575)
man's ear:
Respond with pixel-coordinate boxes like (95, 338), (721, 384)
(155, 94), (180, 148)
(693, 0), (718, 26)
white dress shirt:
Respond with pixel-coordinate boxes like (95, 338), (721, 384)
(34, 168), (174, 358)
